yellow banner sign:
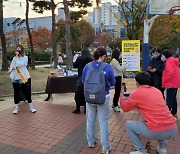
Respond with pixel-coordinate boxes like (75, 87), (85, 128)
(122, 40), (140, 72)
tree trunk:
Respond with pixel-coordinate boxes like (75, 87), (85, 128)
(63, 0), (72, 70)
(96, 0), (101, 7)
(51, 0), (58, 69)
(26, 0), (35, 69)
(131, 0), (135, 39)
(0, 0), (8, 71)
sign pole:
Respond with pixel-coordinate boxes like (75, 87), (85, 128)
(142, 15), (159, 71)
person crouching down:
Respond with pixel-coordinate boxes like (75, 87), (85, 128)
(120, 72), (176, 154)
(10, 44), (36, 114)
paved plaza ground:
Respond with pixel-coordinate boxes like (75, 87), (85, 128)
(0, 89), (180, 154)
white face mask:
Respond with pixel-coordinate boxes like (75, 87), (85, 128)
(119, 53), (122, 59)
(152, 53), (158, 59)
(161, 56), (166, 61)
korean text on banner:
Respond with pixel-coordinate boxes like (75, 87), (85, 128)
(122, 40), (140, 72)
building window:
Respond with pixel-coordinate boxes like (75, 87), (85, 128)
(7, 23), (10, 26)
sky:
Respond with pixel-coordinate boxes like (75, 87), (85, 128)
(3, 0), (117, 19)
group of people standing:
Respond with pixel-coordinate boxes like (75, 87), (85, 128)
(72, 48), (127, 114)
(9, 44), (179, 154)
(147, 47), (180, 118)
(72, 47), (179, 154)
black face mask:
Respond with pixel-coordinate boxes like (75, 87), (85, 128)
(17, 49), (21, 53)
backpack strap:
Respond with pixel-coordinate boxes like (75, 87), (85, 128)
(88, 62), (107, 71)
(98, 62), (107, 71)
(87, 63), (94, 71)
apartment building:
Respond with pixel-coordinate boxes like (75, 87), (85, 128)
(3, 8), (65, 34)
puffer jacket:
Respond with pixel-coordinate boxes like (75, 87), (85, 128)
(162, 57), (180, 88)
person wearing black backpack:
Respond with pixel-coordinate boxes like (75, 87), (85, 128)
(82, 47), (115, 154)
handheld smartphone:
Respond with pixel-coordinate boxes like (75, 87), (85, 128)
(122, 82), (127, 92)
(122, 82), (130, 97)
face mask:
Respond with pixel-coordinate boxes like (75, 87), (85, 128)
(161, 56), (166, 61)
(119, 54), (122, 59)
(152, 53), (158, 59)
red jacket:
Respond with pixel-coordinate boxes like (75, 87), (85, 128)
(162, 57), (180, 88)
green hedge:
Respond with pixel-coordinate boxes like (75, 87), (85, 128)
(35, 61), (50, 65)
(7, 50), (51, 62)
(34, 51), (51, 61)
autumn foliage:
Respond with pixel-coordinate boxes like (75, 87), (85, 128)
(27, 27), (52, 50)
(56, 19), (94, 52)
(149, 16), (180, 50)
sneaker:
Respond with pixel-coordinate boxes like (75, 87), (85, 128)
(101, 148), (111, 154)
(88, 140), (98, 148)
(114, 106), (120, 112)
(130, 151), (148, 154)
(112, 104), (120, 108)
(72, 109), (80, 114)
(156, 145), (167, 154)
(13, 107), (19, 114)
(30, 107), (36, 113)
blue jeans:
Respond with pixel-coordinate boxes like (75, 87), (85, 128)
(126, 121), (176, 152)
(86, 94), (111, 150)
(12, 79), (23, 84)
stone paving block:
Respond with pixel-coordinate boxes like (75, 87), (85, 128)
(33, 147), (48, 153)
(4, 146), (19, 154)
(114, 151), (128, 154)
(28, 151), (39, 154)
(0, 90), (179, 154)
(68, 142), (81, 150)
(63, 149), (80, 154)
(0, 143), (8, 149)
(116, 143), (126, 152)
(58, 140), (72, 146)
(0, 145), (14, 153)
(14, 148), (32, 154)
(123, 143), (133, 153)
(74, 139), (87, 144)
(46, 146), (64, 154)
(66, 136), (79, 142)
(54, 142), (70, 149)
(52, 148), (66, 154)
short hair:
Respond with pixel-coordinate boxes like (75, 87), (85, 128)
(93, 47), (107, 60)
(135, 72), (150, 85)
(81, 49), (91, 58)
(151, 47), (162, 53)
(111, 49), (120, 61)
(162, 49), (172, 58)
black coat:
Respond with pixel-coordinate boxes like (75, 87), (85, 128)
(73, 56), (92, 106)
(73, 56), (92, 78)
(148, 55), (164, 90)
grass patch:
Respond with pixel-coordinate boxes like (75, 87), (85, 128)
(0, 67), (50, 97)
